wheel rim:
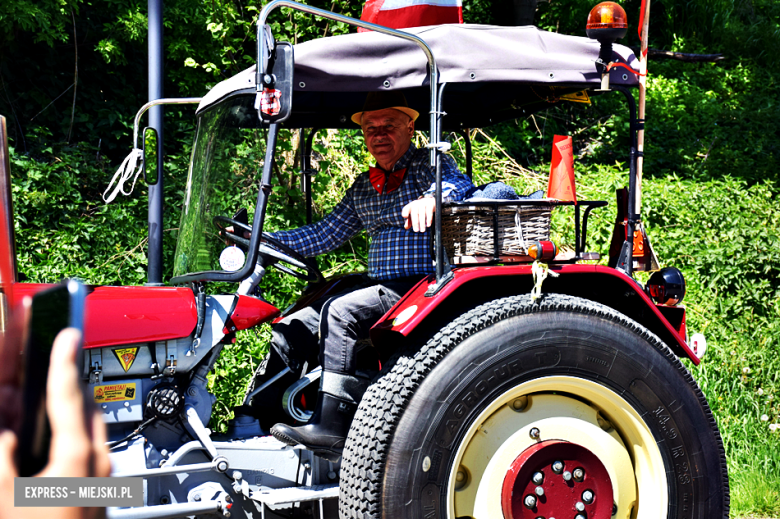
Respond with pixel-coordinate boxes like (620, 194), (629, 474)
(501, 440), (614, 519)
(446, 375), (667, 519)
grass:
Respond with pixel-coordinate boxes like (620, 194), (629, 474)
(731, 466), (780, 518)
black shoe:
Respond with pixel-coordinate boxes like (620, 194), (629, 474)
(271, 372), (368, 462)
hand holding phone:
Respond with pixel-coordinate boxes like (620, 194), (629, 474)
(17, 280), (87, 476)
(0, 280), (111, 488)
(0, 278), (111, 518)
(0, 327), (111, 519)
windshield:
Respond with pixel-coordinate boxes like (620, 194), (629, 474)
(172, 95), (263, 280)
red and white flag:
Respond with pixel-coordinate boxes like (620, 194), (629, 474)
(358, 0), (463, 32)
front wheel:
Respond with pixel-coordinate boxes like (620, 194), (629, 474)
(340, 294), (728, 519)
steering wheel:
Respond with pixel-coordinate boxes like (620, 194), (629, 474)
(213, 215), (324, 284)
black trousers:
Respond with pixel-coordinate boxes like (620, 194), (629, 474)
(270, 276), (421, 376)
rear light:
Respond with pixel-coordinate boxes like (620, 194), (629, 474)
(528, 240), (557, 262)
(645, 267), (686, 306)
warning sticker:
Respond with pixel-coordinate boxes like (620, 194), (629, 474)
(94, 383), (137, 403)
(112, 347), (139, 372)
(560, 90), (591, 104)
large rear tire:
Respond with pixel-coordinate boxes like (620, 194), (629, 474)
(339, 294), (728, 519)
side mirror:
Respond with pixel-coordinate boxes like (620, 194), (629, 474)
(142, 126), (159, 185)
(256, 41), (294, 124)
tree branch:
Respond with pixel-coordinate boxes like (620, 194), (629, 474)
(66, 9), (78, 143)
(643, 48), (726, 63)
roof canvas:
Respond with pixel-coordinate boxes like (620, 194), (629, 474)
(198, 23), (639, 128)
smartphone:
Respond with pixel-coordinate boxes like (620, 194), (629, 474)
(17, 279), (86, 476)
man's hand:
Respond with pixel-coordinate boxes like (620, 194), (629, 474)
(402, 197), (436, 232)
(0, 305), (111, 519)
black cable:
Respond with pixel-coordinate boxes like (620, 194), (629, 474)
(107, 417), (156, 450)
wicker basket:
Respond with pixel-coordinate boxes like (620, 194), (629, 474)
(441, 202), (553, 260)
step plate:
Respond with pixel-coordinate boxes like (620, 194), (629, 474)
(251, 484), (339, 506)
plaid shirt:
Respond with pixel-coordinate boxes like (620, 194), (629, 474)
(271, 143), (473, 280)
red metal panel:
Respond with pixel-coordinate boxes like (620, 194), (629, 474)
(372, 264), (698, 364)
(0, 117), (16, 312)
(13, 284), (198, 349)
(226, 295), (280, 332)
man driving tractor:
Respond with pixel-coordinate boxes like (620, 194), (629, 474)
(257, 91), (473, 461)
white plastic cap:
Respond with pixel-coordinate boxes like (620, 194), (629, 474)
(691, 333), (707, 360)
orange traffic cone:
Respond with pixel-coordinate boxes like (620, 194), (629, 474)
(547, 135), (577, 203)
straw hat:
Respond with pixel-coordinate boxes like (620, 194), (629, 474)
(351, 91), (419, 125)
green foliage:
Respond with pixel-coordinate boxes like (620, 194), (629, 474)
(639, 60), (778, 183)
(0, 0), (83, 48)
(208, 325), (272, 434)
(10, 143), (149, 285)
(651, 0), (780, 67)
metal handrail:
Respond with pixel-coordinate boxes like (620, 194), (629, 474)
(256, 0), (451, 280)
(256, 0), (440, 167)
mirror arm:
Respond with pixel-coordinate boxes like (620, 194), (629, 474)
(132, 98), (202, 149)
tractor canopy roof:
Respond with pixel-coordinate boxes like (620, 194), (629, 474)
(197, 23), (639, 130)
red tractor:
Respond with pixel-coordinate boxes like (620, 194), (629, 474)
(0, 1), (727, 518)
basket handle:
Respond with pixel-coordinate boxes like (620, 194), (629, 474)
(514, 209), (526, 250)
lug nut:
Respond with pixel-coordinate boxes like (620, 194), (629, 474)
(575, 515), (586, 519)
(535, 486), (544, 496)
(524, 495), (537, 509)
(552, 460), (564, 474)
(532, 471), (544, 484)
(563, 471), (572, 481)
(573, 467), (585, 481)
(582, 490), (594, 504)
(576, 501), (585, 511)
(529, 427), (541, 440)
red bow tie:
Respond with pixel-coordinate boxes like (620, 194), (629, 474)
(369, 167), (407, 194)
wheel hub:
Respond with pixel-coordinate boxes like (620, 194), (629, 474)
(501, 440), (614, 519)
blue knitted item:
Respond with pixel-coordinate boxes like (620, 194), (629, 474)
(482, 182), (519, 200)
(465, 182), (544, 201)
(524, 189), (545, 199)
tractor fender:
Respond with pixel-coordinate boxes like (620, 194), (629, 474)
(371, 264), (698, 364)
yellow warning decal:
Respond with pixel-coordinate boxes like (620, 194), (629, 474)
(113, 347), (139, 372)
(94, 383), (137, 403)
(560, 90), (591, 104)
